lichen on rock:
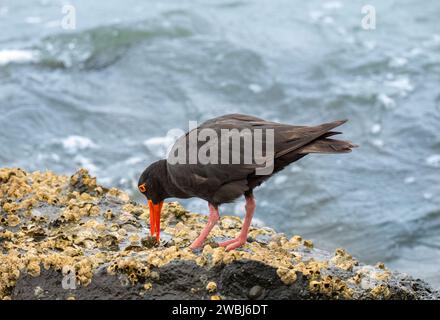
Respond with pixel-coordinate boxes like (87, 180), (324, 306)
(0, 168), (438, 300)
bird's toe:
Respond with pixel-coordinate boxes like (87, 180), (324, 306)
(225, 239), (246, 251)
(218, 237), (246, 250)
(189, 241), (204, 251)
(218, 238), (239, 247)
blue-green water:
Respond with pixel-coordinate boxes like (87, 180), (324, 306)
(0, 0), (439, 287)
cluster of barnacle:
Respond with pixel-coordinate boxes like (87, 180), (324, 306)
(0, 168), (31, 200)
(164, 221), (198, 247)
(0, 168), (403, 300)
(0, 251), (23, 299)
(0, 168), (172, 298)
(25, 255), (42, 277)
(197, 245), (234, 266)
(348, 264), (392, 299)
(308, 275), (353, 299)
(162, 202), (188, 219)
(106, 188), (130, 203)
(107, 257), (152, 284)
(369, 284), (391, 299)
(74, 258), (95, 286)
(70, 169), (103, 196)
(329, 248), (359, 271)
(276, 267), (298, 285)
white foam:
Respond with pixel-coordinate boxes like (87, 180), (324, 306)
(0, 49), (37, 66)
(274, 175), (288, 185)
(423, 34), (440, 47)
(51, 153), (60, 162)
(371, 124), (381, 134)
(322, 16), (335, 24)
(371, 139), (384, 148)
(0, 7), (8, 16)
(426, 154), (440, 167)
(290, 165), (303, 173)
(409, 47), (423, 57)
(386, 73), (394, 80)
(385, 76), (414, 96)
(404, 176), (415, 184)
(377, 93), (396, 108)
(309, 10), (324, 22)
(322, 1), (342, 10)
(37, 153), (60, 162)
(388, 57), (408, 68)
(363, 41), (377, 50)
(143, 135), (176, 157)
(248, 83), (262, 93)
(61, 135), (96, 154)
(125, 156), (143, 165)
(423, 192), (433, 200)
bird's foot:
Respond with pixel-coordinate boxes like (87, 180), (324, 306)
(189, 237), (208, 250)
(218, 236), (246, 251)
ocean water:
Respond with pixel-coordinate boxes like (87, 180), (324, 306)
(0, 0), (439, 287)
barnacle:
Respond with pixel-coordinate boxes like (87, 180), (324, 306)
(6, 215), (21, 227)
(163, 202), (188, 218)
(128, 273), (138, 284)
(277, 267), (297, 284)
(206, 281), (217, 293)
(370, 284), (391, 299)
(329, 248), (358, 271)
(221, 217), (240, 229)
(143, 283), (152, 291)
(107, 188), (129, 203)
(150, 271), (160, 281)
(104, 209), (114, 220)
(303, 239), (314, 249)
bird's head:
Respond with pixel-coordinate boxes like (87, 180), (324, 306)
(138, 160), (168, 242)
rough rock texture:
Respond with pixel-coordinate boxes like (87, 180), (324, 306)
(0, 168), (438, 300)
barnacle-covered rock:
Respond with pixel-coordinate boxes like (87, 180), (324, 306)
(0, 168), (438, 300)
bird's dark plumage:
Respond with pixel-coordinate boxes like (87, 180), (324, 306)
(142, 114), (356, 205)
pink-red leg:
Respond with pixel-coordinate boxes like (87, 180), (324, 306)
(189, 203), (219, 250)
(218, 195), (256, 251)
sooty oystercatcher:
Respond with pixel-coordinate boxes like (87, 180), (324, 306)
(138, 114), (357, 250)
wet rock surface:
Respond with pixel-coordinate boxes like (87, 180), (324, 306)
(1, 168), (438, 300)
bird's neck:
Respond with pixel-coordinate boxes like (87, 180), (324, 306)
(154, 160), (189, 200)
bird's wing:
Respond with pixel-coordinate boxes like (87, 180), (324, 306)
(166, 114), (347, 201)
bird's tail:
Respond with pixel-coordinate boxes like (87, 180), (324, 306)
(297, 132), (358, 154)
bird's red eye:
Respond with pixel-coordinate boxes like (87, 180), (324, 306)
(138, 184), (147, 193)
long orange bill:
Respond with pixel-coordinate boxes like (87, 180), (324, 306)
(148, 200), (163, 242)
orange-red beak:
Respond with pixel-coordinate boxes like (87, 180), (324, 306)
(148, 200), (163, 242)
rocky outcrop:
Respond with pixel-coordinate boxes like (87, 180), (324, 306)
(0, 168), (438, 300)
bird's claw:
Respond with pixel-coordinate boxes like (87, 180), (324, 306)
(189, 240), (204, 251)
(218, 237), (246, 251)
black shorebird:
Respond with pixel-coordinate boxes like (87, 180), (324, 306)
(138, 114), (357, 250)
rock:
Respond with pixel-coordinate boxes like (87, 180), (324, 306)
(0, 168), (438, 300)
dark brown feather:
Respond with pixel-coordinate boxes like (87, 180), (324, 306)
(165, 114), (356, 205)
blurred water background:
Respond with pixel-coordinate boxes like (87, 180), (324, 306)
(0, 0), (439, 287)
